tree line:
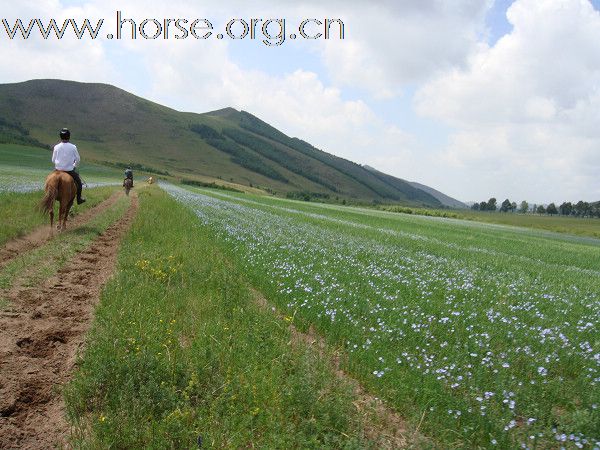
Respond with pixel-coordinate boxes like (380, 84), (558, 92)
(471, 198), (600, 218)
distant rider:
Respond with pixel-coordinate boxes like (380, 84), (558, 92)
(52, 128), (85, 204)
(124, 166), (133, 186)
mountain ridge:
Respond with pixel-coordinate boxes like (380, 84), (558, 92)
(407, 182), (467, 209)
(0, 79), (452, 207)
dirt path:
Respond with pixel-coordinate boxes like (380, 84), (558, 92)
(0, 193), (138, 449)
(252, 290), (428, 449)
(0, 191), (123, 269)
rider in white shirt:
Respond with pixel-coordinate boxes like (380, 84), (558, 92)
(52, 128), (86, 204)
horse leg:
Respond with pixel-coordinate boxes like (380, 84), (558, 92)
(64, 199), (74, 229)
(58, 200), (66, 231)
(49, 206), (54, 229)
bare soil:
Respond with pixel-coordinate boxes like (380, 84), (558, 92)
(0, 192), (138, 449)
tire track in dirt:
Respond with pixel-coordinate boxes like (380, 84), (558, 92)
(251, 289), (430, 449)
(0, 191), (123, 269)
(0, 193), (138, 450)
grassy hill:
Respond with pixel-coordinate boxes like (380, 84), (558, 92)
(362, 165), (466, 209)
(0, 79), (444, 206)
(406, 181), (467, 209)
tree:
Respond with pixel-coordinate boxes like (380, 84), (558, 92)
(500, 198), (512, 213)
(536, 204), (546, 215)
(487, 198), (497, 211)
(559, 202), (572, 216)
(479, 201), (488, 211)
(575, 201), (591, 217)
(546, 203), (558, 216)
(471, 202), (480, 211)
(519, 201), (529, 214)
(511, 201), (517, 212)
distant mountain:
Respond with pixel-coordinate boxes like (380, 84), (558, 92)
(363, 165), (466, 209)
(0, 79), (447, 207)
(407, 181), (467, 209)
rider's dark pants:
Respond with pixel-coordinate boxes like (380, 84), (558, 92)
(66, 170), (83, 200)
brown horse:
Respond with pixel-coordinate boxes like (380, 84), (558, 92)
(123, 177), (133, 196)
(39, 170), (77, 231)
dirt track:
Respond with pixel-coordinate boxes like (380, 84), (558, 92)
(0, 192), (138, 449)
(0, 192), (123, 269)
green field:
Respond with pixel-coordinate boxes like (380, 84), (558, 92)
(378, 205), (600, 239)
(456, 210), (600, 239)
(1, 156), (599, 448)
(0, 143), (122, 194)
(162, 184), (600, 448)
(64, 187), (387, 448)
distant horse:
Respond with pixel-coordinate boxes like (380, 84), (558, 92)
(123, 177), (133, 196)
(147, 176), (155, 184)
(39, 170), (76, 231)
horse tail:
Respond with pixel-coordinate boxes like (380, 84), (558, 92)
(39, 175), (58, 215)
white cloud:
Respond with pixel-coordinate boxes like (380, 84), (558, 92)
(142, 42), (389, 163)
(0, 1), (113, 83)
(415, 0), (600, 202)
(319, 1), (492, 98)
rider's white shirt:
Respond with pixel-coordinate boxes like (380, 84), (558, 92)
(52, 142), (80, 171)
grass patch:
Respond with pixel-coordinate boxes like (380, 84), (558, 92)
(380, 205), (600, 239)
(65, 186), (372, 448)
(0, 186), (118, 247)
(180, 178), (243, 193)
(0, 143), (123, 181)
(455, 210), (600, 239)
(379, 204), (461, 219)
(100, 160), (170, 176)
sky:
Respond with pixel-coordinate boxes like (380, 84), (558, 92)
(1, 0), (599, 203)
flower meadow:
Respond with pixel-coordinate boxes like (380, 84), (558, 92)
(164, 184), (600, 448)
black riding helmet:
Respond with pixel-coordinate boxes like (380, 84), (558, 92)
(59, 128), (70, 140)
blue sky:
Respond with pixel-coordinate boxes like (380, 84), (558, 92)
(2, 0), (600, 203)
(486, 0), (515, 44)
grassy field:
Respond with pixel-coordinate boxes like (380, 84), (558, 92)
(163, 184), (600, 448)
(64, 186), (387, 448)
(0, 186), (117, 246)
(456, 210), (600, 239)
(379, 205), (600, 239)
(0, 143), (122, 193)
(2, 150), (599, 448)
